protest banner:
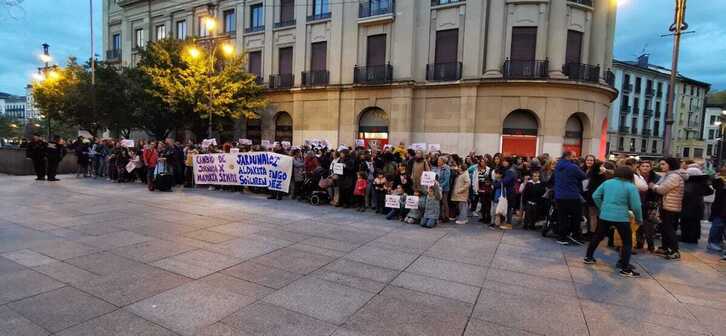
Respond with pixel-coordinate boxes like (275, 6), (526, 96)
(333, 162), (344, 175)
(410, 143), (427, 151)
(385, 195), (401, 208)
(120, 139), (135, 148)
(405, 196), (420, 209)
(235, 152), (293, 192)
(193, 153), (239, 185)
(428, 144), (441, 152)
(421, 171), (436, 187)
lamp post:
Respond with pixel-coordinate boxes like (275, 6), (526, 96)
(36, 43), (59, 141)
(663, 0), (688, 156)
(187, 9), (234, 140)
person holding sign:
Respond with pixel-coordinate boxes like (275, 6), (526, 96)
(404, 189), (426, 224)
(385, 184), (407, 221)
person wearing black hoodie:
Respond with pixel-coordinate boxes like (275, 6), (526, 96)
(553, 151), (587, 245)
(338, 149), (356, 208)
(680, 166), (713, 244)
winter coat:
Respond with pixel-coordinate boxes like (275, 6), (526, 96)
(433, 165), (451, 192)
(410, 159), (430, 188)
(354, 179), (368, 196)
(293, 157), (305, 182)
(710, 177), (726, 221)
(553, 159), (586, 200)
(26, 139), (47, 160)
(681, 174), (712, 220)
(592, 178), (643, 223)
(143, 148), (158, 168)
(406, 195), (427, 221)
(653, 170), (686, 213)
(423, 184), (442, 219)
(522, 180), (547, 204)
(451, 171), (471, 202)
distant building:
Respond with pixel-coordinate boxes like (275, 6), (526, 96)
(705, 103), (726, 164)
(24, 85), (39, 120)
(607, 54), (710, 160)
(0, 92), (27, 119)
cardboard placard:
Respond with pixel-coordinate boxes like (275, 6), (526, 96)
(202, 138), (217, 148)
(120, 139), (135, 148)
(405, 196), (420, 209)
(421, 171), (437, 187)
(385, 195), (401, 208)
(281, 141), (291, 148)
(428, 144), (441, 152)
(355, 139), (365, 148)
(333, 162), (344, 175)
(410, 143), (427, 151)
(238, 138), (252, 145)
(261, 140), (271, 148)
(230, 148), (240, 153)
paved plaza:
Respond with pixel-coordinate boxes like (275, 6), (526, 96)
(0, 175), (725, 336)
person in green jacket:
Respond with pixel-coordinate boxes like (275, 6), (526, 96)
(584, 166), (643, 277)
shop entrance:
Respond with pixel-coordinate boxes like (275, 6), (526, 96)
(358, 107), (389, 149)
(501, 109), (539, 157)
(563, 115), (584, 156)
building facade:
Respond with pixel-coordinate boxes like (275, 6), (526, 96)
(104, 0), (618, 157)
(0, 92), (27, 119)
(704, 104), (725, 163)
(607, 55), (710, 160)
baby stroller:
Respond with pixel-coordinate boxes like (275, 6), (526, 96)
(308, 167), (331, 206)
(541, 189), (557, 237)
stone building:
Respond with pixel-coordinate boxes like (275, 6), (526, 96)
(104, 0), (618, 157)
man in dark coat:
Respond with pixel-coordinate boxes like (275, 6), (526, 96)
(553, 151), (587, 245)
(680, 167), (713, 243)
(26, 134), (47, 180)
(338, 149), (356, 208)
(46, 135), (66, 181)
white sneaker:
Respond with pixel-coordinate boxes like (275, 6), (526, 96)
(455, 220), (468, 225)
(707, 243), (723, 252)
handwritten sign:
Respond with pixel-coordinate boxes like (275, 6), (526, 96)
(333, 162), (344, 175)
(355, 139), (365, 148)
(238, 139), (252, 145)
(385, 195), (401, 208)
(428, 144), (441, 152)
(281, 141), (291, 149)
(202, 138), (217, 148)
(405, 196), (420, 209)
(410, 143), (427, 151)
(261, 140), (271, 148)
(193, 154), (239, 186)
(120, 139), (135, 148)
(421, 171), (437, 187)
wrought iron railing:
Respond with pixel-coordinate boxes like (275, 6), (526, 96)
(425, 62), (462, 81)
(301, 70), (330, 86)
(106, 49), (121, 60)
(269, 74), (295, 89)
(307, 12), (332, 22)
(359, 0), (395, 18)
(567, 0), (593, 6)
(244, 25), (265, 33)
(354, 64), (393, 84)
(503, 59), (549, 79)
(431, 0), (464, 6)
(562, 62), (600, 83)
(274, 19), (296, 29)
(622, 83), (633, 92)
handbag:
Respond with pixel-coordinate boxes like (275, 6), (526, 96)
(495, 188), (508, 216)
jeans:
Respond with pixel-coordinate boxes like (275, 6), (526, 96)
(421, 217), (437, 228)
(660, 210), (680, 252)
(586, 219), (633, 269)
(708, 216), (725, 245)
(557, 199), (583, 241)
(477, 192), (492, 223)
(457, 201), (468, 222)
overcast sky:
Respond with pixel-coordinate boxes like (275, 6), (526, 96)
(0, 0), (724, 96)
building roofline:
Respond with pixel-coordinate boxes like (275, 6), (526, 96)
(613, 59), (711, 88)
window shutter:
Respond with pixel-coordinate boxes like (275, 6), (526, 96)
(249, 51), (262, 77)
(565, 30), (583, 64)
(366, 34), (386, 66)
(510, 27), (537, 61)
(311, 42), (327, 71)
(279, 47), (293, 74)
(434, 29), (458, 64)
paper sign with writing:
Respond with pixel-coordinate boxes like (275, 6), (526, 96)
(230, 148), (240, 153)
(405, 196), (420, 209)
(355, 139), (365, 147)
(120, 139), (135, 148)
(193, 153), (240, 186)
(281, 141), (291, 148)
(385, 195), (401, 208)
(202, 138), (217, 148)
(261, 140), (271, 148)
(421, 171), (437, 187)
(428, 144), (441, 152)
(333, 162), (344, 175)
(238, 139), (252, 145)
(410, 143), (427, 151)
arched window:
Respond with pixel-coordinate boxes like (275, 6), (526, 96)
(275, 112), (293, 143)
(564, 115), (584, 156)
(501, 109), (539, 157)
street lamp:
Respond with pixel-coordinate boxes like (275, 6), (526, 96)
(34, 43), (58, 141)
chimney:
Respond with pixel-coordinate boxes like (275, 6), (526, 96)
(637, 54), (649, 67)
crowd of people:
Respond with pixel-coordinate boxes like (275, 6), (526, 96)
(26, 134), (726, 276)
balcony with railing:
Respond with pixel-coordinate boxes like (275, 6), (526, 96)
(359, 0), (395, 18)
(643, 108), (653, 117)
(562, 63), (600, 83)
(274, 19), (296, 29)
(354, 64), (393, 85)
(631, 128), (639, 135)
(645, 87), (655, 97)
(618, 126), (630, 134)
(622, 83), (633, 93)
(254, 76), (264, 85)
(620, 106), (632, 115)
(269, 74), (294, 89)
(426, 62), (462, 81)
(567, 0), (593, 6)
(301, 70), (330, 87)
(431, 0), (464, 6)
(642, 129), (652, 137)
(307, 12), (332, 22)
(633, 107), (640, 115)
(657, 89), (664, 98)
(106, 49), (121, 62)
(502, 59), (549, 79)
(244, 25), (265, 34)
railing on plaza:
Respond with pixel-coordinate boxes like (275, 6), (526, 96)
(245, 25), (265, 34)
(431, 0), (464, 6)
(426, 62), (462, 81)
(269, 74), (295, 89)
(301, 70), (330, 87)
(307, 12), (332, 22)
(274, 19), (296, 29)
(503, 59), (549, 80)
(354, 64), (394, 84)
(562, 62), (600, 83)
(567, 0), (593, 6)
(359, 0), (395, 18)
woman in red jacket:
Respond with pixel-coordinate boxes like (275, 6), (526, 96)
(143, 142), (158, 191)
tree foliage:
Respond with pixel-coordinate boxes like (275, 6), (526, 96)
(708, 90), (726, 105)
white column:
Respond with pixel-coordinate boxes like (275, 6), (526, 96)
(589, 0), (607, 78)
(546, 0), (567, 79)
(483, 0), (505, 78)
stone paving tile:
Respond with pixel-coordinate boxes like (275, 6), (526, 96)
(65, 251), (150, 276)
(54, 309), (178, 336)
(288, 242), (348, 258)
(28, 240), (100, 260)
(1, 249), (57, 267)
(343, 286), (472, 336)
(263, 276), (376, 325)
(0, 305), (50, 336)
(0, 256), (26, 275)
(73, 266), (191, 306)
(582, 300), (708, 336)
(207, 236), (291, 260)
(32, 262), (98, 285)
(8, 286), (116, 333)
(78, 230), (154, 249)
(299, 237), (362, 252)
(485, 268), (577, 298)
(207, 222), (270, 237)
(464, 318), (540, 336)
(253, 229), (312, 243)
(685, 302), (726, 336)
(391, 272), (481, 304)
(111, 239), (196, 263)
(152, 249), (242, 279)
(344, 244), (419, 271)
(249, 247), (336, 275)
(423, 237), (498, 266)
(311, 269), (387, 293)
(221, 302), (337, 336)
(407, 256), (486, 286)
(66, 222), (126, 237)
(0, 226), (60, 253)
(222, 261), (303, 289)
(322, 259), (400, 283)
(183, 229), (238, 243)
(490, 254), (573, 282)
(128, 278), (258, 336)
(196, 273), (274, 300)
(0, 269), (65, 305)
(318, 228), (383, 245)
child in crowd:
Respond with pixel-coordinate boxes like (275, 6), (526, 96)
(492, 168), (506, 229)
(354, 171), (368, 212)
(386, 184), (407, 220)
(404, 189), (426, 224)
(373, 170), (388, 213)
(421, 181), (442, 228)
(521, 170), (547, 230)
